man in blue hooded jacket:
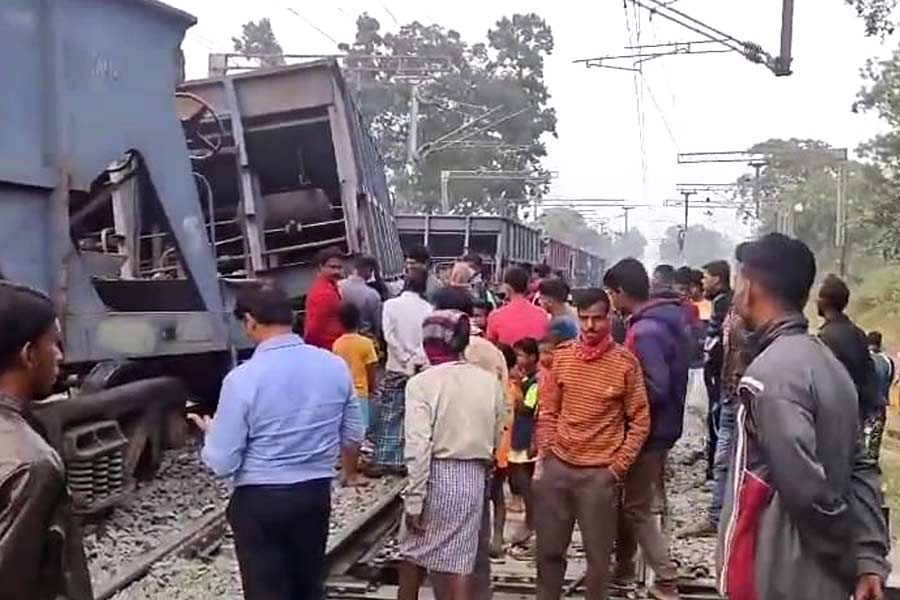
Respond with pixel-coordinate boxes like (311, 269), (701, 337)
(604, 258), (690, 600)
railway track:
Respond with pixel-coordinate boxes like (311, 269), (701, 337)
(91, 468), (406, 600)
(88, 400), (900, 599)
(88, 470), (900, 600)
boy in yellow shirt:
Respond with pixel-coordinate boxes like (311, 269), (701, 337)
(332, 303), (379, 432)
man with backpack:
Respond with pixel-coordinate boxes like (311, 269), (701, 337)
(867, 330), (894, 463)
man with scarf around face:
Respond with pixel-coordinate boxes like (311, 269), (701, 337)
(533, 288), (650, 600)
(399, 310), (506, 600)
(604, 259), (689, 600)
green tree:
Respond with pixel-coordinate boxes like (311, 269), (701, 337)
(232, 18), (285, 67)
(845, 0), (897, 37)
(854, 46), (900, 258)
(339, 13), (557, 214)
(732, 139), (889, 267)
(658, 224), (734, 267)
(609, 229), (647, 262)
(539, 208), (610, 256)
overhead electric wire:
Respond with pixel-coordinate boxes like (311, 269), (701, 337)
(640, 74), (679, 151)
(645, 0), (746, 50)
(634, 0), (649, 197)
(382, 4), (401, 26)
(286, 7), (340, 46)
(624, 1), (648, 195)
(647, 16), (678, 109)
(628, 0), (747, 56)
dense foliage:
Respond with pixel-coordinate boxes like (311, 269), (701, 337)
(339, 13), (557, 214)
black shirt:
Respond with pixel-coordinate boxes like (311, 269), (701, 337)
(819, 313), (879, 417)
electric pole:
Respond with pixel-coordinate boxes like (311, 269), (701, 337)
(751, 160), (766, 218)
(407, 81), (420, 169)
(680, 190), (695, 254)
(836, 162), (847, 276)
(439, 171), (556, 215)
(623, 206), (635, 234)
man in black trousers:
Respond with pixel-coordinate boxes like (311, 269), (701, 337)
(701, 260), (732, 481)
(191, 284), (363, 600)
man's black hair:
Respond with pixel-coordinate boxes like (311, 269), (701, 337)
(538, 334), (562, 347)
(497, 343), (517, 370)
(702, 260), (732, 290)
(432, 286), (474, 316)
(513, 337), (539, 357)
(674, 266), (694, 286)
(353, 254), (376, 272)
(462, 253), (483, 269)
(690, 268), (704, 286)
(534, 264), (552, 278)
(404, 267), (429, 296)
(539, 277), (570, 303)
(338, 302), (361, 331)
(234, 284), (294, 326)
(0, 283), (57, 372)
(819, 273), (851, 313)
(735, 233), (816, 312)
(316, 246), (344, 267)
(603, 258), (650, 302)
(503, 266), (530, 295)
(472, 300), (492, 315)
(868, 330), (883, 350)
(406, 244), (431, 265)
(653, 264), (676, 285)
(573, 287), (611, 313)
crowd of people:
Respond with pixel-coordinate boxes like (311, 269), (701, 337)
(0, 233), (893, 600)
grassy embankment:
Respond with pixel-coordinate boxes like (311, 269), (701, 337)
(848, 265), (900, 551)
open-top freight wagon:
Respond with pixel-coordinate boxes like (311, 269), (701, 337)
(0, 0), (404, 515)
(396, 214), (605, 287)
(176, 59), (405, 300)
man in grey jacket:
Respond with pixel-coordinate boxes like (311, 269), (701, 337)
(717, 233), (889, 600)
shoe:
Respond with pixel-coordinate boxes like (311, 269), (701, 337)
(677, 520), (717, 538)
(649, 580), (680, 600)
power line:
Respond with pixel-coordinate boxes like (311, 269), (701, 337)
(285, 7), (340, 46)
(640, 74), (679, 150)
(623, 2), (648, 195)
(185, 36), (214, 52)
(647, 13), (678, 109)
(382, 4), (401, 26)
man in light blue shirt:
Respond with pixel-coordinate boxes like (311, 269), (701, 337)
(190, 284), (363, 600)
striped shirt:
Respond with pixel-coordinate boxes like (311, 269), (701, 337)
(536, 343), (650, 479)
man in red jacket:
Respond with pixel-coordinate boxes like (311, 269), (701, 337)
(304, 247), (345, 350)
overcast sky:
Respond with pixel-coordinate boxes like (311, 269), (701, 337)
(166, 0), (896, 256)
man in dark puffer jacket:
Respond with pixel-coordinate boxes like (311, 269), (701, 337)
(604, 259), (690, 600)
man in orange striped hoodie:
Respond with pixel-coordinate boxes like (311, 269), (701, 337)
(533, 288), (651, 600)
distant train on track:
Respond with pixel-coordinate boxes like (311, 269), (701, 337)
(395, 214), (606, 287)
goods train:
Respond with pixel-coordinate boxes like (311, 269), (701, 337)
(396, 214), (605, 287)
(0, 0), (404, 515)
(0, 0), (605, 517)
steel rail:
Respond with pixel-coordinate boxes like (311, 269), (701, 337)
(94, 477), (407, 599)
